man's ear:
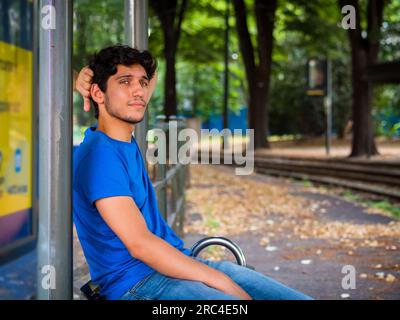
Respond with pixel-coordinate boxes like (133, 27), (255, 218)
(146, 71), (158, 104)
(90, 84), (105, 105)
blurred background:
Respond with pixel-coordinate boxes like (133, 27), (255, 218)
(70, 0), (400, 154)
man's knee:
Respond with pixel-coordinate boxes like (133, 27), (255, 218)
(216, 260), (245, 274)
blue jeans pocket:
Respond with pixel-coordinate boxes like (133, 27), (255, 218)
(118, 273), (156, 300)
(129, 273), (154, 295)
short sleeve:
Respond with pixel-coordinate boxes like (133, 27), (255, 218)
(75, 147), (132, 206)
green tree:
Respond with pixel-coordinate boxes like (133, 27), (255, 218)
(233, 0), (278, 149)
(338, 0), (385, 157)
(150, 0), (189, 117)
(270, 0), (352, 138)
(158, 0), (247, 122)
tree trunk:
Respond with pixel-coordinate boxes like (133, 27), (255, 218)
(249, 73), (270, 149)
(350, 49), (378, 156)
(192, 68), (199, 116)
(222, 0), (229, 131)
(233, 0), (276, 150)
(150, 0), (188, 118)
(339, 0), (383, 157)
(164, 33), (177, 117)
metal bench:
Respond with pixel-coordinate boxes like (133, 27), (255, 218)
(80, 236), (252, 300)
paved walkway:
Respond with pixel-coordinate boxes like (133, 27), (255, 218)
(0, 250), (36, 300)
(183, 165), (400, 300)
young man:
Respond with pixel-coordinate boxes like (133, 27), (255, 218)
(74, 45), (313, 300)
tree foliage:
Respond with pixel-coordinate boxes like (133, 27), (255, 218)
(72, 0), (400, 149)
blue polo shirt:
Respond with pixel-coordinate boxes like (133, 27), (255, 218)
(73, 125), (192, 300)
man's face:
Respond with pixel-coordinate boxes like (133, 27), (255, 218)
(103, 64), (150, 124)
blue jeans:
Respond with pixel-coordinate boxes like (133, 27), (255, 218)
(119, 257), (313, 300)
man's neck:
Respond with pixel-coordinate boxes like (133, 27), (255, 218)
(97, 116), (135, 143)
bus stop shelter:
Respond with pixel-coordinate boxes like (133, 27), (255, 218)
(36, 0), (149, 299)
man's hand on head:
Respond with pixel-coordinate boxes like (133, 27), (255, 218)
(75, 66), (158, 113)
(76, 66), (94, 112)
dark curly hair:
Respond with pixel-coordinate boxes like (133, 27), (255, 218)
(88, 45), (157, 119)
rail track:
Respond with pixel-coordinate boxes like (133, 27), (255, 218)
(197, 151), (400, 200)
(253, 155), (400, 200)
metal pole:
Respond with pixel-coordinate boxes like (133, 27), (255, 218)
(155, 117), (168, 220)
(32, 0), (40, 252)
(325, 59), (332, 156)
(222, 0), (230, 151)
(37, 0), (73, 299)
(366, 81), (372, 159)
(124, 0), (149, 163)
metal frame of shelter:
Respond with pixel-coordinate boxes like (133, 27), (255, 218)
(35, 0), (156, 300)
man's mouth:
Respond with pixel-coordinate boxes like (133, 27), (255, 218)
(128, 101), (145, 108)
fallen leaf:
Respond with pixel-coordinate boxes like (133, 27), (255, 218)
(386, 274), (396, 283)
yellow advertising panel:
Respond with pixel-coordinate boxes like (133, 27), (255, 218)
(0, 42), (32, 216)
(0, 0), (34, 249)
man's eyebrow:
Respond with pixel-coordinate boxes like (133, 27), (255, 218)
(115, 74), (149, 81)
(115, 74), (133, 80)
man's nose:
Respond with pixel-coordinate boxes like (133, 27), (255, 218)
(131, 80), (144, 97)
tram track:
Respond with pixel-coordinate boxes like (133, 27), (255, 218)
(196, 150), (400, 200)
(253, 156), (400, 200)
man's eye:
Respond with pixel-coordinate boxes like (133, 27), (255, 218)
(141, 81), (149, 87)
(120, 80), (130, 85)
